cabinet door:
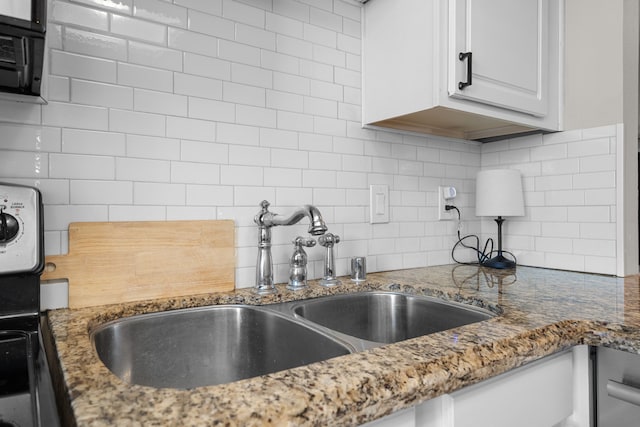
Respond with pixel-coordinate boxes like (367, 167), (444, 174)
(448, 0), (549, 117)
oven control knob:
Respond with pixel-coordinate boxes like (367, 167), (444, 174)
(0, 212), (19, 243)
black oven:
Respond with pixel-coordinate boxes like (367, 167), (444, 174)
(0, 182), (59, 427)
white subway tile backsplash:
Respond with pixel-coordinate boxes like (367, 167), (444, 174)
(217, 123), (259, 145)
(70, 0), (133, 14)
(116, 157), (170, 182)
(580, 154), (616, 173)
(51, 50), (116, 83)
(118, 63), (173, 92)
(128, 41), (182, 71)
(45, 205), (108, 230)
(70, 180), (132, 204)
(167, 116), (216, 141)
(266, 12), (303, 38)
(567, 206), (610, 223)
(219, 40), (261, 66)
(111, 14), (167, 44)
(168, 28), (218, 57)
(236, 24), (276, 51)
(273, 0), (310, 22)
(175, 74), (222, 99)
(63, 27), (126, 61)
(220, 165), (263, 186)
(276, 34), (313, 60)
(171, 162), (220, 184)
(134, 89), (188, 116)
(310, 6), (342, 32)
(236, 105), (277, 127)
(184, 53), (231, 80)
(270, 148), (308, 168)
(133, 0), (187, 27)
(175, 0), (221, 16)
(572, 238), (616, 257)
(567, 138), (610, 158)
(0, 151), (49, 179)
(51, 1), (109, 30)
(275, 187), (313, 205)
(186, 184), (234, 206)
(314, 116), (345, 136)
(62, 129), (126, 156)
(235, 186), (276, 206)
(0, 124), (61, 152)
(222, 0), (265, 26)
(573, 171), (615, 189)
(71, 79), (133, 109)
(181, 140), (228, 163)
(276, 110), (314, 132)
(188, 98), (235, 122)
(43, 102), (108, 130)
(108, 205), (167, 221)
(303, 169), (335, 188)
(545, 190), (584, 206)
(110, 109), (165, 137)
(50, 153), (114, 179)
(48, 75), (71, 102)
(134, 182), (185, 205)
(229, 145), (270, 166)
(579, 222), (616, 239)
(187, 9), (234, 38)
(264, 168), (301, 187)
(127, 135), (180, 160)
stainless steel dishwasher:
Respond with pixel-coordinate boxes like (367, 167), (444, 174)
(597, 346), (640, 426)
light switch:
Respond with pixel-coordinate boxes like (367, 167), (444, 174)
(370, 184), (389, 223)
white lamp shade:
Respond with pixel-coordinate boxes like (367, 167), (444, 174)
(475, 169), (525, 217)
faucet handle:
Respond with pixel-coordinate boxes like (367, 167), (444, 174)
(259, 200), (270, 212)
(318, 232), (340, 248)
(294, 236), (316, 248)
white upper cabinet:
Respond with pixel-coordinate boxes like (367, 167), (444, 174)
(449, 0), (548, 116)
(362, 0), (562, 140)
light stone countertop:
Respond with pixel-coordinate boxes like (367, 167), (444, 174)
(44, 264), (640, 426)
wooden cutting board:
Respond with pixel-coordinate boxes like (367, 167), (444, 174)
(41, 220), (235, 308)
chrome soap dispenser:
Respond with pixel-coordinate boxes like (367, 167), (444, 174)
(287, 236), (316, 291)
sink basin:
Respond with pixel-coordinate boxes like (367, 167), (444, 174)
(291, 292), (494, 344)
(91, 305), (352, 389)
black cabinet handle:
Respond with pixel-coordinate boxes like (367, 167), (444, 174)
(458, 51), (472, 90)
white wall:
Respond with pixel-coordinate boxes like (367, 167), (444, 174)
(0, 0), (624, 309)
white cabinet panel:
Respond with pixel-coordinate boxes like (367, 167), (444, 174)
(447, 351), (573, 427)
(449, 0), (549, 116)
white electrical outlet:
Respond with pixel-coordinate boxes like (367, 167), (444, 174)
(438, 186), (457, 221)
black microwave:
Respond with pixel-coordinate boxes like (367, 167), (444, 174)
(0, 0), (46, 97)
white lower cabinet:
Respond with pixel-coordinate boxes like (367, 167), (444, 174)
(364, 346), (591, 427)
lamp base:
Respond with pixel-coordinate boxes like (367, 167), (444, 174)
(482, 254), (516, 269)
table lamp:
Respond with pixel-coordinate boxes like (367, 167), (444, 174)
(475, 169), (525, 269)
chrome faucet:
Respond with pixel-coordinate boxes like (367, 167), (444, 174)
(254, 200), (327, 294)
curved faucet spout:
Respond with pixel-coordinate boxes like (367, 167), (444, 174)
(256, 201), (327, 235)
(266, 205), (327, 235)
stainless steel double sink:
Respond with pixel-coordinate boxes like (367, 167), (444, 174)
(91, 291), (495, 389)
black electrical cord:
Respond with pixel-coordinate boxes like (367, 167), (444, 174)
(446, 204), (517, 266)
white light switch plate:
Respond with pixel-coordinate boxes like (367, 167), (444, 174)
(370, 184), (389, 224)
